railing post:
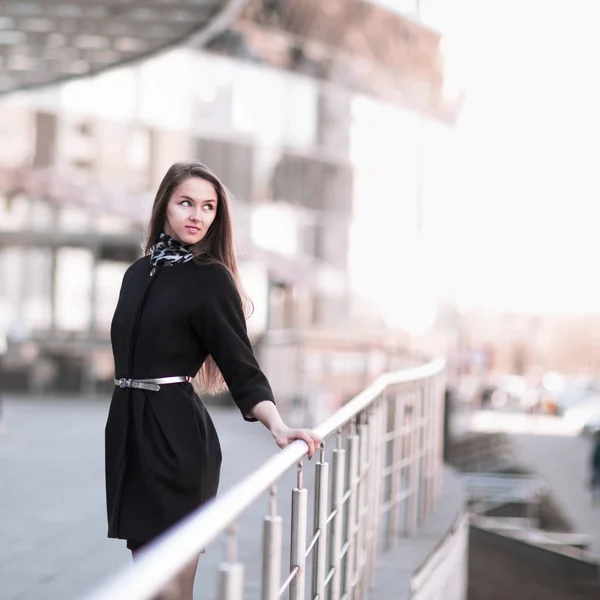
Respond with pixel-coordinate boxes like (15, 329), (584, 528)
(262, 485), (282, 600)
(329, 431), (346, 600)
(405, 389), (419, 536)
(344, 423), (360, 599)
(435, 374), (446, 501)
(290, 462), (308, 600)
(417, 383), (426, 526)
(373, 401), (386, 576)
(360, 400), (378, 598)
(361, 407), (374, 597)
(414, 385), (425, 529)
(354, 411), (370, 598)
(428, 376), (440, 515)
(312, 444), (329, 600)
(218, 523), (244, 600)
(388, 390), (404, 549)
(419, 380), (430, 525)
(363, 400), (383, 595)
(418, 379), (433, 524)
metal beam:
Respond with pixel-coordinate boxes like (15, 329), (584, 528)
(0, 2), (218, 19)
(0, 0), (232, 94)
(0, 9), (214, 30)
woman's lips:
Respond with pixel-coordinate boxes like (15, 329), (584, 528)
(185, 226), (200, 233)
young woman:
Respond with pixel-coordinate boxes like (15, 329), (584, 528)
(590, 430), (600, 506)
(105, 161), (321, 599)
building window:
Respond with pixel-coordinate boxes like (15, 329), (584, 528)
(195, 136), (254, 202)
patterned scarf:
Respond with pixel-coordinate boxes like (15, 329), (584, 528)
(149, 232), (194, 267)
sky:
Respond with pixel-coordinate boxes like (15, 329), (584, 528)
(420, 0), (600, 314)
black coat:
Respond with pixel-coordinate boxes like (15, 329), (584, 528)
(105, 257), (274, 544)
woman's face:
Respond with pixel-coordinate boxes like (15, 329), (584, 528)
(164, 177), (218, 245)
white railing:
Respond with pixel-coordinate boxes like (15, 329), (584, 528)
(85, 358), (446, 600)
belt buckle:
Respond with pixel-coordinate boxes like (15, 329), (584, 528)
(119, 378), (130, 389)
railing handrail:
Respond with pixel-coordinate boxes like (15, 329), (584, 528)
(84, 357), (445, 600)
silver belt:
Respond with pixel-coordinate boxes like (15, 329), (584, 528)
(114, 376), (191, 392)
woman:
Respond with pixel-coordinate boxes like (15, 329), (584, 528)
(105, 161), (321, 599)
(591, 430), (600, 505)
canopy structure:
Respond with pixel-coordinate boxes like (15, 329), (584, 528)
(0, 0), (233, 94)
(0, 0), (461, 122)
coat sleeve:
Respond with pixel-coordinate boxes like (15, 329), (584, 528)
(190, 263), (275, 421)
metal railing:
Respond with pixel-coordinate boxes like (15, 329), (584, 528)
(85, 358), (446, 600)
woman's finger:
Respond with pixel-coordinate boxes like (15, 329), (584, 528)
(304, 429), (322, 458)
(296, 430), (312, 458)
(282, 428), (321, 458)
(296, 429), (315, 458)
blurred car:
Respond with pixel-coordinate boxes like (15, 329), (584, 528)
(563, 398), (600, 435)
(554, 378), (600, 416)
(490, 375), (558, 413)
(488, 375), (527, 409)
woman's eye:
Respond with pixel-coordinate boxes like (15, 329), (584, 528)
(203, 204), (214, 211)
(181, 200), (192, 207)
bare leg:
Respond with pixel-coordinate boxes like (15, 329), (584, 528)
(132, 550), (200, 600)
(173, 556), (200, 600)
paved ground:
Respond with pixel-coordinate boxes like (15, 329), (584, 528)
(0, 397), (291, 600)
(7, 399), (597, 600)
(1, 396), (465, 600)
(466, 410), (600, 556)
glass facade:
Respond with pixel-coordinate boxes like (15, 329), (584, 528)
(0, 1), (455, 393)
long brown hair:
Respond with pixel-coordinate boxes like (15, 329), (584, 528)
(145, 161), (251, 395)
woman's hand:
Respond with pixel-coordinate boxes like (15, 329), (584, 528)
(249, 401), (322, 459)
(271, 425), (322, 459)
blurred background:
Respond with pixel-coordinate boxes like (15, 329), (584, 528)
(2, 1), (600, 599)
(0, 0), (462, 421)
(2, 0), (600, 430)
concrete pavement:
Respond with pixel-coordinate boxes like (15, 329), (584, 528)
(0, 397), (288, 600)
(1, 396), (466, 600)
